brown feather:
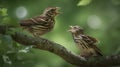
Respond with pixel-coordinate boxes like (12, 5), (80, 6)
(69, 25), (103, 57)
(20, 7), (60, 37)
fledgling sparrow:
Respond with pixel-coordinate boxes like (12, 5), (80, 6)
(68, 25), (103, 58)
(20, 7), (60, 37)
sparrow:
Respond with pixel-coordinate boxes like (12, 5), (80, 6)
(68, 25), (103, 58)
(20, 7), (60, 37)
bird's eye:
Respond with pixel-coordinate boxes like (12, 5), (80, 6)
(50, 9), (56, 12)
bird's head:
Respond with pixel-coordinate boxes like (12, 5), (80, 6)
(68, 25), (84, 34)
(43, 7), (60, 17)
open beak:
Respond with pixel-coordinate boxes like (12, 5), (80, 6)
(68, 26), (73, 32)
(55, 7), (61, 14)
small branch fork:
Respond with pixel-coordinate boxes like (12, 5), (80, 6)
(0, 25), (120, 67)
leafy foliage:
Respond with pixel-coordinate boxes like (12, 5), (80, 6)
(0, 7), (34, 67)
(0, 8), (8, 16)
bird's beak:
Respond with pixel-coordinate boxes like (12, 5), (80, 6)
(55, 7), (61, 14)
(68, 26), (73, 32)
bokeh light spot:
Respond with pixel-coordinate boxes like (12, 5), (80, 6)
(87, 15), (102, 29)
(16, 6), (27, 19)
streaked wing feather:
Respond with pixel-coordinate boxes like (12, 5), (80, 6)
(74, 38), (90, 49)
(20, 16), (47, 26)
(92, 45), (103, 56)
(87, 35), (98, 43)
(81, 35), (98, 45)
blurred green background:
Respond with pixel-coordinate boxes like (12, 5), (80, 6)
(0, 0), (120, 67)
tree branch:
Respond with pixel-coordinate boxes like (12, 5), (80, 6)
(0, 25), (120, 67)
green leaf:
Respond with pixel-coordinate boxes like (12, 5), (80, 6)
(0, 34), (19, 55)
(77, 0), (92, 6)
(2, 17), (19, 26)
(0, 35), (9, 54)
(6, 28), (21, 35)
(0, 8), (8, 16)
(6, 28), (16, 35)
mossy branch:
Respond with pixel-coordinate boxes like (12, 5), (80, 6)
(0, 25), (120, 67)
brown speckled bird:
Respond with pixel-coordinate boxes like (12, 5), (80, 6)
(68, 25), (103, 58)
(20, 7), (60, 37)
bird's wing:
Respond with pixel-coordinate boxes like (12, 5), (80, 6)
(73, 37), (90, 49)
(81, 35), (103, 56)
(81, 35), (98, 45)
(92, 45), (103, 56)
(20, 16), (47, 26)
(87, 35), (98, 43)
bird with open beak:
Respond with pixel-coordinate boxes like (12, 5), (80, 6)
(20, 7), (60, 37)
(68, 25), (103, 58)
